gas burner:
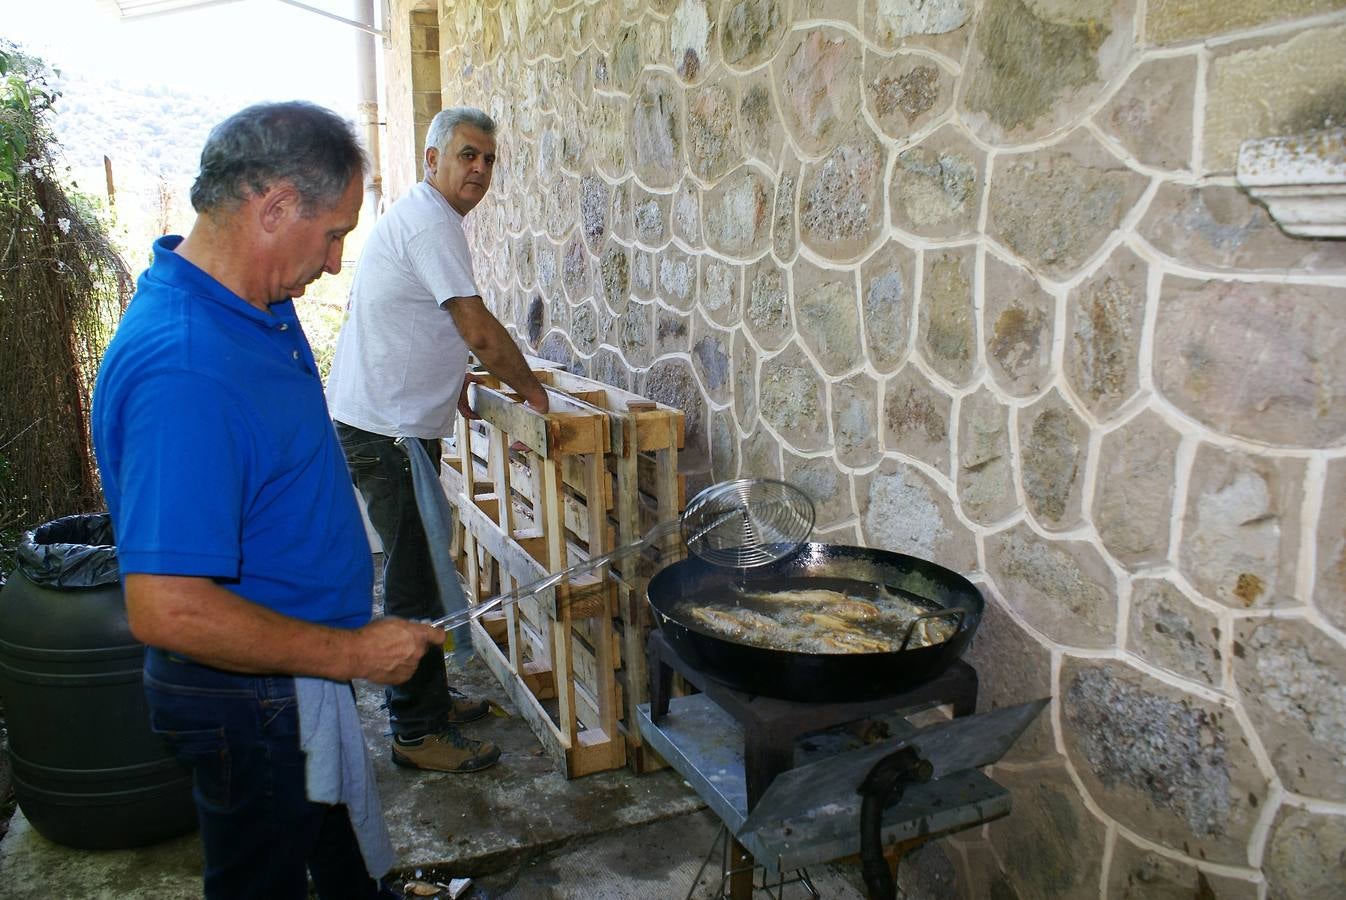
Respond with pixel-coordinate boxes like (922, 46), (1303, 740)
(638, 630), (1046, 900)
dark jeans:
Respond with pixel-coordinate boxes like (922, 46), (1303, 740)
(143, 649), (384, 900)
(334, 420), (452, 738)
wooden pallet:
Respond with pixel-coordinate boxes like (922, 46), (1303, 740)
(450, 377), (625, 777)
(531, 369), (685, 773)
(444, 369), (684, 776)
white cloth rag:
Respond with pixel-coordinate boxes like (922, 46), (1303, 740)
(295, 676), (395, 879)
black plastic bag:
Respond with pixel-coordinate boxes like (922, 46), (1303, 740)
(16, 513), (120, 588)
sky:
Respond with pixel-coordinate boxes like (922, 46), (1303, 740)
(2, 0), (365, 113)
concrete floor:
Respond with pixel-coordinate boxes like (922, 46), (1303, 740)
(0, 652), (891, 899)
(465, 807), (874, 899)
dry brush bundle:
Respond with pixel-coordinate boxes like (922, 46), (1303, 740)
(1, 45), (131, 570)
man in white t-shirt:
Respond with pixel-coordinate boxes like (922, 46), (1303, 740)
(327, 107), (548, 773)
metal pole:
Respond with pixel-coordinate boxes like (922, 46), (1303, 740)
(353, 0), (382, 221)
(273, 0), (385, 37)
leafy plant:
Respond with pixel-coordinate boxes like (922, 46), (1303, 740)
(0, 45), (59, 197)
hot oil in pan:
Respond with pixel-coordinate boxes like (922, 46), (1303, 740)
(672, 575), (957, 654)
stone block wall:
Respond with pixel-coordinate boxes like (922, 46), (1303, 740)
(408, 0), (1346, 895)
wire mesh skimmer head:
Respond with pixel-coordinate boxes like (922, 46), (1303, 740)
(679, 478), (816, 568)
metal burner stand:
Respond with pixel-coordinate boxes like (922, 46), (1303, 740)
(638, 630), (1040, 899)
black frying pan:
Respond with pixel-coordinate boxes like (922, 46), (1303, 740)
(646, 543), (984, 702)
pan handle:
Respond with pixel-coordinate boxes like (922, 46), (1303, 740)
(897, 608), (966, 652)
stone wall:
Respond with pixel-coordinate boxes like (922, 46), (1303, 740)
(405, 1), (1346, 895)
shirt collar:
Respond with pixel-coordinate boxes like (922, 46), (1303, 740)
(417, 179), (466, 224)
(148, 235), (299, 325)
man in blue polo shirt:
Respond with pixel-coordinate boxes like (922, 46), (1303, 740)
(92, 102), (441, 900)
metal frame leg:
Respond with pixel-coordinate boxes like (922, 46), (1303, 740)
(685, 824), (728, 900)
(687, 825), (822, 900)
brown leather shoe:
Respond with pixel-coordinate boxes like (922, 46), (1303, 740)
(391, 728), (500, 773)
(443, 687), (489, 724)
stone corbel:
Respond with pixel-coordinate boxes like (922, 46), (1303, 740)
(1236, 127), (1346, 239)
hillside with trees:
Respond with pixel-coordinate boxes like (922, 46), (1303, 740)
(41, 68), (354, 373)
(44, 69), (232, 247)
(51, 71), (225, 181)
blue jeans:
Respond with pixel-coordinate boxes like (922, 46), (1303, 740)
(143, 649), (385, 900)
(334, 421), (453, 738)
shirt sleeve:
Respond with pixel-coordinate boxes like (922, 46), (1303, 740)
(404, 223), (479, 308)
(111, 371), (252, 579)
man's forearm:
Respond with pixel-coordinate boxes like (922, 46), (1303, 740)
(450, 297), (548, 410)
(474, 331), (547, 408)
(123, 573), (440, 685)
(126, 574), (363, 679)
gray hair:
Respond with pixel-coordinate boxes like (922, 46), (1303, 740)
(424, 107), (497, 156)
(190, 101), (368, 216)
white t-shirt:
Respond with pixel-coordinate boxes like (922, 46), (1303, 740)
(326, 181), (478, 439)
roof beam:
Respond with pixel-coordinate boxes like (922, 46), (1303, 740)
(99, 0), (387, 37)
(97, 0), (245, 20)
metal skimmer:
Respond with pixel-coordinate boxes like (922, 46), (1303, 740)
(679, 478), (817, 569)
(431, 478), (815, 632)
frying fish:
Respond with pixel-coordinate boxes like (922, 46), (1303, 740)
(676, 580), (956, 655)
(820, 630), (893, 653)
(903, 615), (956, 648)
(688, 606), (779, 640)
(743, 589), (882, 622)
(796, 611), (864, 634)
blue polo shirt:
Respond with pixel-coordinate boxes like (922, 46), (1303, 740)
(92, 236), (373, 629)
